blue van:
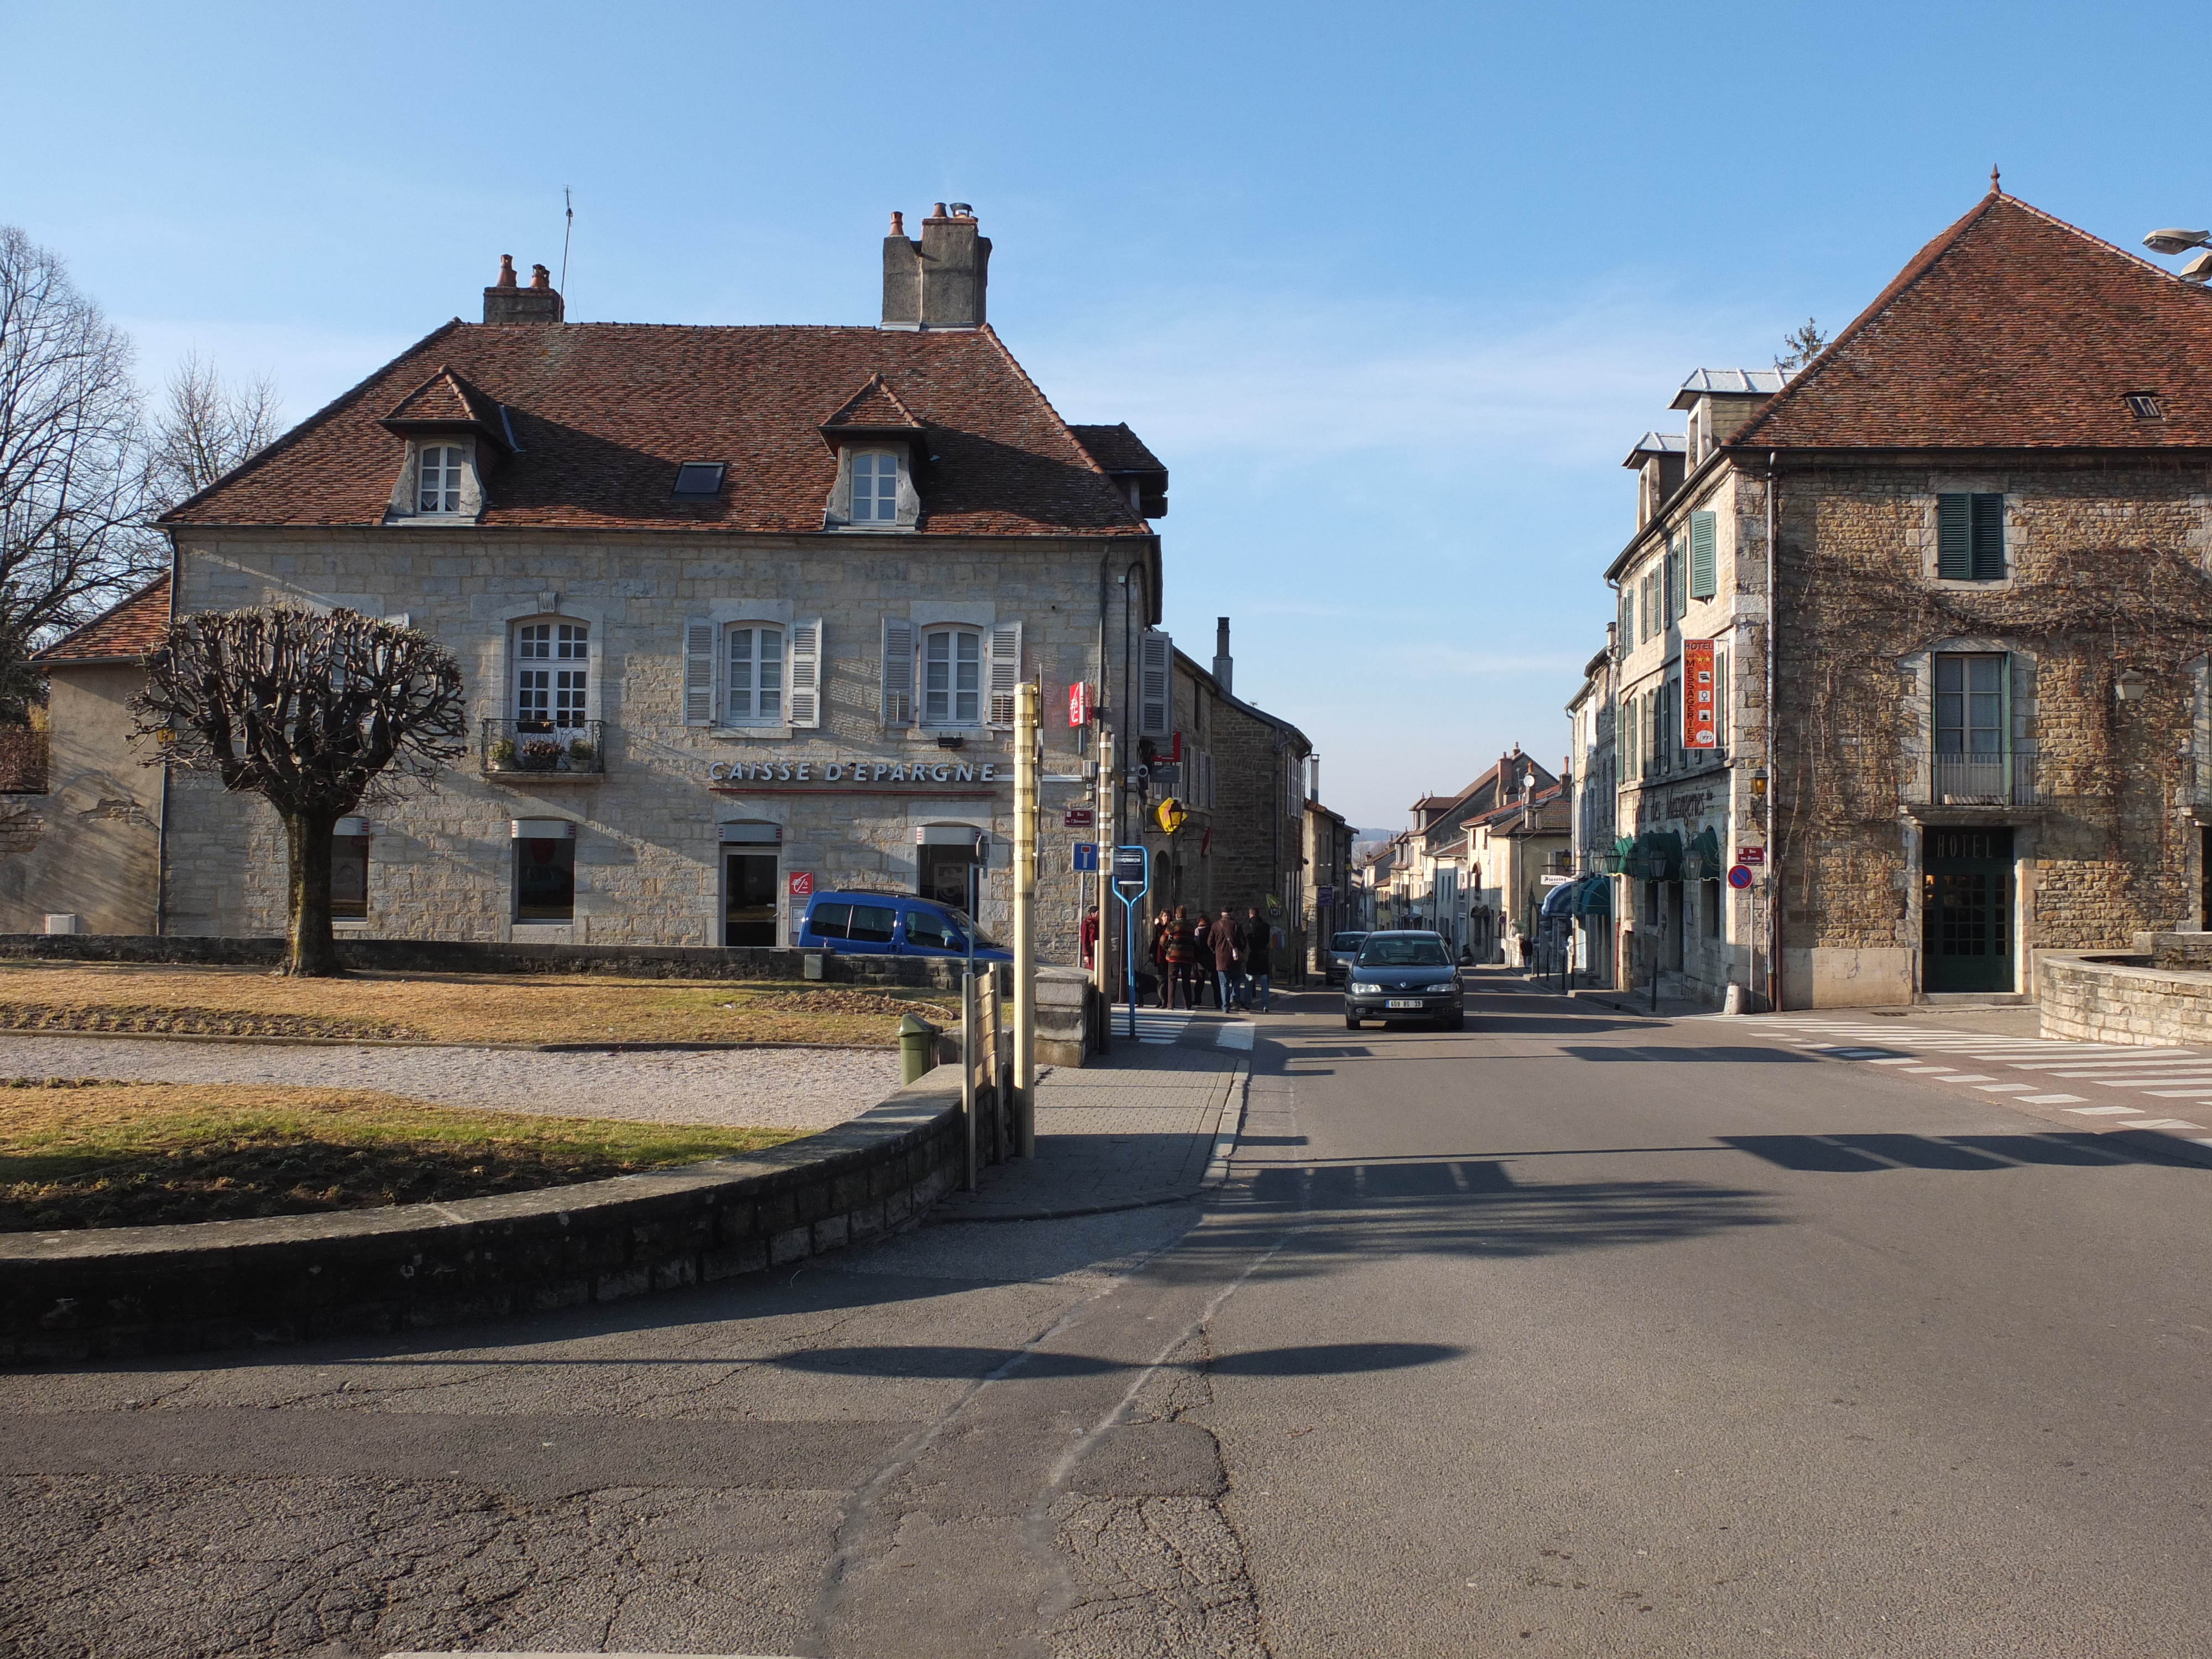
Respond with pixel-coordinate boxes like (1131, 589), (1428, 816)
(794, 889), (1012, 962)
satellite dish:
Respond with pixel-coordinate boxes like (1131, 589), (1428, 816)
(2145, 228), (2211, 255)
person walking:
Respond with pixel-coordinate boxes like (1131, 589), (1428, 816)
(1164, 905), (1194, 1010)
(1240, 906), (1275, 1012)
(1190, 910), (1213, 1008)
(1079, 904), (1100, 972)
(1149, 911), (1173, 1008)
(1213, 907), (1245, 1011)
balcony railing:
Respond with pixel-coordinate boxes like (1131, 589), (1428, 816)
(1923, 752), (2044, 807)
(482, 718), (604, 776)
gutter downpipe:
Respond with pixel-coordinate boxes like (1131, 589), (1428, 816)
(1765, 452), (1780, 1014)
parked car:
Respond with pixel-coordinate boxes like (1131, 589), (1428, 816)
(1323, 931), (1370, 985)
(1344, 930), (1464, 1030)
(795, 890), (1011, 962)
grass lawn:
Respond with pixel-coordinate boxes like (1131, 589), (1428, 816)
(0, 960), (959, 1047)
(1, 1078), (801, 1230)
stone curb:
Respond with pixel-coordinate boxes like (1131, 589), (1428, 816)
(0, 1026), (894, 1055)
(0, 1069), (970, 1366)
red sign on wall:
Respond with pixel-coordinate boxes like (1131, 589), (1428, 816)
(787, 872), (814, 899)
(1683, 638), (1718, 749)
(1067, 682), (1092, 727)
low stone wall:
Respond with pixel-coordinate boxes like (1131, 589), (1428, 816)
(0, 933), (977, 988)
(2037, 950), (2212, 1046)
(0, 1072), (969, 1364)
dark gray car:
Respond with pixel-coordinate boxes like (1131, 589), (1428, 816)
(1344, 930), (1464, 1030)
(1323, 930), (1369, 985)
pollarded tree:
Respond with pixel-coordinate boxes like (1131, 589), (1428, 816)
(131, 605), (466, 975)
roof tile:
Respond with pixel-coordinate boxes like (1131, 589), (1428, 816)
(163, 324), (1148, 537)
(35, 577), (170, 663)
(1729, 194), (2212, 451)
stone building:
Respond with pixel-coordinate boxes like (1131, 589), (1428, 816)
(1564, 641), (1617, 982)
(1601, 187), (2212, 1008)
(1123, 619), (1316, 980)
(143, 208), (1171, 963)
(1395, 751), (1559, 959)
(0, 578), (170, 935)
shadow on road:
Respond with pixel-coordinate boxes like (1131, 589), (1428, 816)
(768, 1340), (1462, 1379)
(1721, 1131), (2168, 1173)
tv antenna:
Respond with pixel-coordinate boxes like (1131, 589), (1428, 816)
(560, 187), (574, 301)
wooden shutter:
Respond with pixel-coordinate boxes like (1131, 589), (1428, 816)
(1937, 494), (1971, 579)
(1689, 511), (1717, 599)
(1970, 494), (2005, 580)
(1138, 629), (1172, 738)
(987, 620), (1022, 727)
(787, 618), (822, 727)
(1669, 542), (1687, 621)
(684, 619), (714, 726)
(881, 618), (914, 727)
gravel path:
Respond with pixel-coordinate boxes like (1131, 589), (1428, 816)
(0, 1035), (902, 1133)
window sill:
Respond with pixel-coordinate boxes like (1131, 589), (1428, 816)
(713, 727), (795, 742)
(910, 727), (1003, 743)
(828, 523), (919, 534)
(487, 770), (602, 784)
(384, 513), (481, 527)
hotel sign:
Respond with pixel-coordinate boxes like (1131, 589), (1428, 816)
(1684, 639), (1718, 749)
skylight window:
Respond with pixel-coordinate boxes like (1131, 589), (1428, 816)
(672, 462), (727, 495)
(2125, 393), (2166, 420)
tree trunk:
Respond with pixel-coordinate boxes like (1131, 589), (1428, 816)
(283, 810), (343, 977)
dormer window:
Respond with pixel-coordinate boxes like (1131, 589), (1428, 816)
(852, 452), (900, 523)
(418, 445), (467, 514)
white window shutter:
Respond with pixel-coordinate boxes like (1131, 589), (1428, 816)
(987, 620), (1023, 727)
(789, 618), (823, 727)
(1138, 629), (1172, 739)
(881, 617), (914, 727)
(684, 619), (714, 726)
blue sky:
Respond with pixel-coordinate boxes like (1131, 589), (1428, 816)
(6, 0), (2206, 828)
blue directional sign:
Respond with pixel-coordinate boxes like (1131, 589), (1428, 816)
(1072, 842), (1099, 873)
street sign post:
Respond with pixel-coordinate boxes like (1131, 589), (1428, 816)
(1110, 844), (1150, 1039)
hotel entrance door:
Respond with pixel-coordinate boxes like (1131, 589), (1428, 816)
(1922, 827), (2013, 993)
(724, 852), (778, 947)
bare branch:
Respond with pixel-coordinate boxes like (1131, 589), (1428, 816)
(129, 605), (466, 974)
(145, 348), (284, 513)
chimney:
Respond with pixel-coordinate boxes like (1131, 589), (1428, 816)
(881, 203), (990, 330)
(483, 254), (564, 324)
(1213, 617), (1233, 694)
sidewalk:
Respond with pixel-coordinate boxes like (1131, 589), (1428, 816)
(927, 1012), (1253, 1222)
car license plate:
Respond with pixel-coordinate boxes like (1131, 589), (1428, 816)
(1386, 998), (1423, 1009)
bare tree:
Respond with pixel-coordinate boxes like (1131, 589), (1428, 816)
(145, 350), (283, 514)
(131, 606), (466, 976)
(0, 225), (161, 654)
(1775, 317), (1829, 373)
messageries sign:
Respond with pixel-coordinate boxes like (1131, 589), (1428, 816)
(1684, 639), (1718, 749)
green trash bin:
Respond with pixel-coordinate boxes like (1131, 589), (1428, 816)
(899, 1013), (941, 1084)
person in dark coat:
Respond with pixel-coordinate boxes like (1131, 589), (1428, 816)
(1213, 907), (1245, 1011)
(1189, 911), (1213, 1008)
(1240, 906), (1275, 1012)
(1149, 912), (1173, 1008)
(1163, 906), (1194, 1009)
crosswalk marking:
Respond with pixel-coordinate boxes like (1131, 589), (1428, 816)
(2017, 1093), (2087, 1104)
(2067, 1105), (2141, 1115)
(1125, 1011), (1193, 1046)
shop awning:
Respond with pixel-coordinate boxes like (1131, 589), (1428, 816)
(1540, 880), (1577, 918)
(1574, 875), (1612, 916)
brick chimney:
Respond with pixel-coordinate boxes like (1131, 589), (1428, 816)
(881, 204), (990, 330)
(1212, 617), (1233, 695)
(483, 255), (564, 324)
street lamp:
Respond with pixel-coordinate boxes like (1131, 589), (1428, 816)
(2115, 667), (2149, 703)
(2142, 228), (2212, 282)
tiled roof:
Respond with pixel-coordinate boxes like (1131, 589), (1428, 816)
(1069, 422), (1165, 474)
(162, 324), (1150, 537)
(1729, 192), (2212, 451)
(381, 366), (502, 434)
(820, 373), (923, 436)
(35, 576), (170, 663)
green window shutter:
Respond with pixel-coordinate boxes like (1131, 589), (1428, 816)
(1937, 494), (1971, 580)
(1670, 542), (1687, 621)
(1970, 493), (2005, 580)
(1689, 512), (1717, 599)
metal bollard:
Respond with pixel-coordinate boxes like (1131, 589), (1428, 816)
(899, 1013), (940, 1084)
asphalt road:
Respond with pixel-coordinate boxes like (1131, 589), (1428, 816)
(5, 972), (2209, 1657)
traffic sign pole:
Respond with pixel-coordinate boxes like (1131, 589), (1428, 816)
(1111, 843), (1150, 1040)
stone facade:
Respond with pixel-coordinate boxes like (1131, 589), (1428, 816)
(162, 528), (1138, 964)
(0, 664), (160, 936)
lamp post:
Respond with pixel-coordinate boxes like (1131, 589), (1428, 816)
(2143, 227), (2212, 281)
